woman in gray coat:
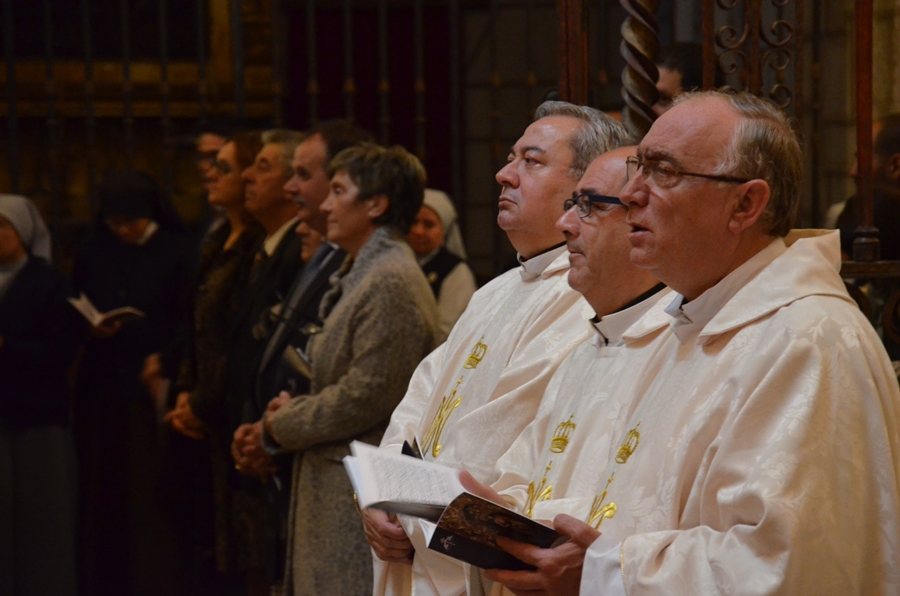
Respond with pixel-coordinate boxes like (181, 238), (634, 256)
(262, 143), (439, 595)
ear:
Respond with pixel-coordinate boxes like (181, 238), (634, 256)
(366, 194), (389, 220)
(728, 179), (770, 235)
(886, 154), (900, 182)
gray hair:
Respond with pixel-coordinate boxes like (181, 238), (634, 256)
(261, 129), (305, 178)
(533, 101), (630, 179)
(674, 90), (802, 237)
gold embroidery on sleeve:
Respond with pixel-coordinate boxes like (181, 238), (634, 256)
(464, 336), (488, 369)
(588, 474), (617, 529)
(550, 415), (577, 454)
(421, 377), (463, 458)
(525, 462), (554, 518)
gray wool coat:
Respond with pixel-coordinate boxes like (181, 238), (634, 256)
(268, 226), (439, 596)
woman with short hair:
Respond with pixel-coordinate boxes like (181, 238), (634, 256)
(259, 143), (439, 596)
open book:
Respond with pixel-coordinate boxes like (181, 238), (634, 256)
(67, 293), (146, 327)
(344, 441), (564, 570)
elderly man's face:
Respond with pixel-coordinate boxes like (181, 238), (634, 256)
(243, 144), (291, 217)
(557, 147), (635, 305)
(620, 96), (743, 294)
(495, 115), (581, 256)
(284, 134), (331, 234)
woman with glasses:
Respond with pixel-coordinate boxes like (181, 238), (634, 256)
(165, 131), (269, 589)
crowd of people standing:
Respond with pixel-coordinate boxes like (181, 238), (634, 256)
(3, 88), (900, 596)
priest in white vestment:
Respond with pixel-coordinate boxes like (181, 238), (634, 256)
(475, 91), (900, 596)
(364, 102), (630, 596)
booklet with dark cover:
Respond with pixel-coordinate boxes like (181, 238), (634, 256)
(343, 441), (564, 570)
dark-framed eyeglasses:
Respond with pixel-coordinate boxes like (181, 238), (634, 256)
(563, 193), (623, 219)
(625, 155), (750, 189)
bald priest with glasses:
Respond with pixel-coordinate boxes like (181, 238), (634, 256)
(466, 90), (900, 596)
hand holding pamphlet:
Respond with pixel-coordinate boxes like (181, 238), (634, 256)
(344, 441), (565, 570)
(68, 292), (145, 327)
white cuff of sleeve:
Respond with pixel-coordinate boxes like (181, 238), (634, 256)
(580, 534), (625, 596)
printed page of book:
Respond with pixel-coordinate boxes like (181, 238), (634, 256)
(345, 441), (465, 521)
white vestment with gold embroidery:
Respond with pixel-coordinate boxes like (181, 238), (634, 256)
(497, 231), (900, 595)
(467, 287), (672, 596)
(372, 246), (592, 596)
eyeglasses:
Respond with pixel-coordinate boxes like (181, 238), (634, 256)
(625, 155), (750, 189)
(563, 193), (623, 219)
(213, 160), (234, 175)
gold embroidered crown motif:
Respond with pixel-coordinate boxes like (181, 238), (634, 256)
(615, 422), (641, 464)
(550, 415), (577, 454)
(463, 336), (488, 369)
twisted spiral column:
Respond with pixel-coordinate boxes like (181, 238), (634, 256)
(619, 0), (660, 139)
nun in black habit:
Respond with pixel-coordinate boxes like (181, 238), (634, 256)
(72, 169), (195, 596)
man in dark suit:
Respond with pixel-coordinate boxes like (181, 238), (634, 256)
(229, 122), (374, 591)
(232, 122), (374, 456)
(223, 129), (305, 437)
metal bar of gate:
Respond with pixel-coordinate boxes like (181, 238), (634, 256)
(197, 0), (210, 125)
(378, 0), (390, 143)
(230, 0), (246, 120)
(307, 0), (319, 124)
(82, 0), (97, 211)
(121, 0), (134, 166)
(525, 0), (536, 113)
(853, 0), (877, 261)
(43, 0), (60, 237)
(414, 0), (426, 161)
(3, 0), (19, 194)
(343, 0), (355, 121)
(449, 0), (461, 203)
(160, 0), (174, 198)
(490, 0), (503, 271)
(272, 0), (286, 127)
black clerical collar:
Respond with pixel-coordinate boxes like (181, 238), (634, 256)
(592, 282), (668, 345)
(517, 241), (567, 264)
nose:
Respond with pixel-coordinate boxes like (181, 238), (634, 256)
(320, 193), (334, 214)
(284, 175), (298, 194)
(496, 160), (517, 187)
(241, 165), (254, 183)
(556, 204), (580, 237)
(619, 174), (646, 208)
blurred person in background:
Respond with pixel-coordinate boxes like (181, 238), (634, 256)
(0, 195), (82, 596)
(164, 131), (267, 594)
(72, 169), (194, 596)
(221, 129), (305, 595)
(256, 143), (439, 595)
(407, 189), (477, 342)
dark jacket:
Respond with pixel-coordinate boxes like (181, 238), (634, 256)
(0, 257), (82, 429)
(252, 243), (346, 417)
(224, 227), (304, 434)
(176, 221), (264, 423)
(72, 227), (195, 403)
